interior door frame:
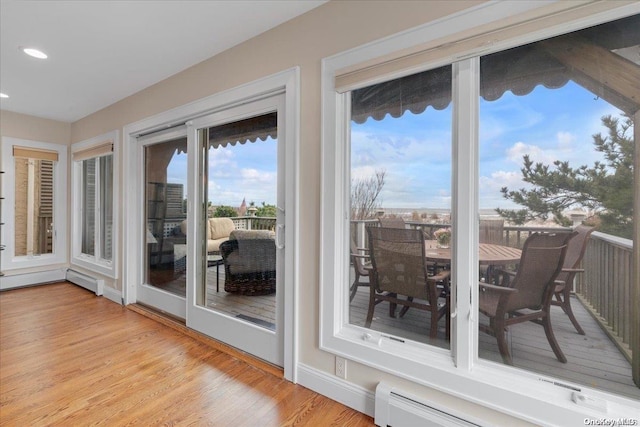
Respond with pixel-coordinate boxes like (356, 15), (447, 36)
(122, 68), (299, 381)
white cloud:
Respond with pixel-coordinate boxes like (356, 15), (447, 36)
(351, 165), (378, 181)
(479, 170), (535, 209)
(506, 141), (557, 164)
(480, 170), (524, 192)
(556, 131), (576, 149)
(240, 168), (275, 183)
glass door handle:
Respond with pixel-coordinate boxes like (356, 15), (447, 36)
(275, 224), (285, 249)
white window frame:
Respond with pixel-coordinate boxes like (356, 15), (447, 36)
(320, 2), (640, 423)
(70, 131), (119, 278)
(1, 137), (68, 270)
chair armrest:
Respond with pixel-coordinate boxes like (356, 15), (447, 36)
(430, 269), (450, 282)
(479, 282), (518, 294)
(494, 268), (516, 277)
(479, 282), (518, 316)
(561, 268), (584, 273)
(491, 268), (516, 286)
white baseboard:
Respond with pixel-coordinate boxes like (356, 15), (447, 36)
(0, 268), (67, 290)
(296, 363), (375, 418)
(102, 285), (123, 305)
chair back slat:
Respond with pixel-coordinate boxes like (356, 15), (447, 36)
(556, 225), (595, 281)
(507, 232), (576, 311)
(378, 217), (406, 229)
(367, 227), (432, 302)
(479, 219), (504, 245)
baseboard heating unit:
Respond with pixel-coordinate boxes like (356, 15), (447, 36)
(66, 269), (104, 296)
(375, 382), (482, 427)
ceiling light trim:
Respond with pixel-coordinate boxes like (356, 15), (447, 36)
(21, 47), (48, 59)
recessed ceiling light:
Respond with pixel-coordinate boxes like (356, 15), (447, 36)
(0, 93), (9, 98)
(21, 47), (48, 59)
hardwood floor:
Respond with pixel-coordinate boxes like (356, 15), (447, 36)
(0, 283), (374, 426)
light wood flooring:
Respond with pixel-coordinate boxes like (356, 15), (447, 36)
(0, 283), (373, 426)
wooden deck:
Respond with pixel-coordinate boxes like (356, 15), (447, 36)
(151, 265), (639, 400)
(150, 264), (277, 329)
(350, 286), (640, 400)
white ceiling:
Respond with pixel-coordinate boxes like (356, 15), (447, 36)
(0, 0), (326, 122)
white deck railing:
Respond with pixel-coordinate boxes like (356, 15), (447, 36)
(231, 216), (276, 231)
(576, 232), (634, 359)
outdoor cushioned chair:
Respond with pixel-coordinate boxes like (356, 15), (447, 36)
(551, 224), (595, 335)
(180, 217), (235, 255)
(219, 229), (276, 295)
(479, 231), (576, 365)
(366, 227), (450, 339)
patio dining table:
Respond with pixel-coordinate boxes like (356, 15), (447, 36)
(424, 241), (521, 265)
(424, 240), (521, 283)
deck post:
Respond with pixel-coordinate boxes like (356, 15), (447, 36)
(633, 110), (639, 387)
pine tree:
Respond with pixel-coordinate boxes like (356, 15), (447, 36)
(496, 114), (634, 239)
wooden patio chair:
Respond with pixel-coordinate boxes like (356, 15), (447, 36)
(479, 219), (505, 281)
(349, 238), (371, 302)
(366, 227), (450, 339)
(479, 219), (505, 245)
(378, 217), (406, 228)
(479, 231), (576, 365)
(551, 224), (595, 335)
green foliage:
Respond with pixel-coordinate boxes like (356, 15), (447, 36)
(255, 202), (277, 217)
(497, 114), (634, 239)
(213, 205), (238, 218)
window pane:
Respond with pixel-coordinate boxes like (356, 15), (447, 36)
(14, 158), (54, 256)
(200, 112), (278, 330)
(99, 155), (113, 261)
(81, 159), (96, 256)
(145, 138), (188, 295)
(349, 65), (453, 349)
(478, 15), (638, 400)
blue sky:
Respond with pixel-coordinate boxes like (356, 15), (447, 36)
(352, 81), (622, 211)
(166, 136), (277, 208)
(165, 81), (623, 213)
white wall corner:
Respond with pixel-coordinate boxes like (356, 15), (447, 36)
(102, 285), (123, 305)
(296, 363), (375, 418)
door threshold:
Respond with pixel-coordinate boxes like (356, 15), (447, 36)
(128, 303), (283, 379)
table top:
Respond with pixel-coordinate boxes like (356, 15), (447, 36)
(424, 241), (521, 265)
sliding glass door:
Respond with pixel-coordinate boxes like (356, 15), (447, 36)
(136, 127), (188, 318)
(186, 95), (285, 366)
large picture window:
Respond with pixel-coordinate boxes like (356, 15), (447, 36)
(79, 155), (113, 260)
(71, 132), (117, 277)
(321, 4), (639, 423)
(1, 138), (68, 271)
